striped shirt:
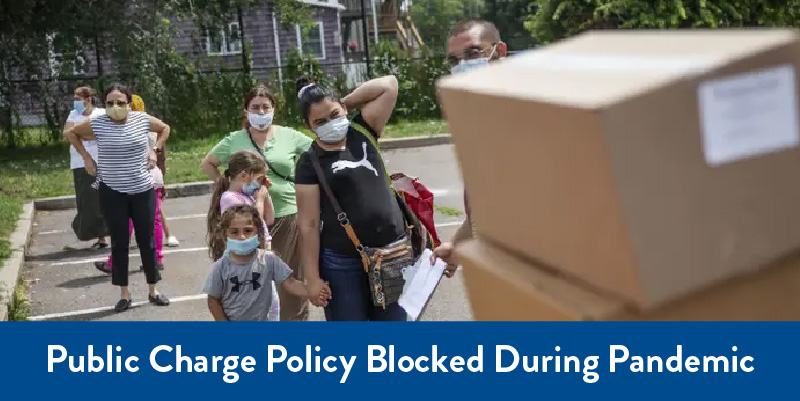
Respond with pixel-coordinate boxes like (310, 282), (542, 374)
(91, 111), (154, 194)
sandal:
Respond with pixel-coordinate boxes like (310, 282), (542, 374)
(90, 242), (109, 250)
(94, 261), (112, 274)
(114, 298), (132, 313)
(148, 293), (170, 306)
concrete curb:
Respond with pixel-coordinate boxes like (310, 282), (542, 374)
(34, 181), (217, 211)
(33, 134), (453, 211)
(0, 202), (35, 321)
(379, 134), (451, 150)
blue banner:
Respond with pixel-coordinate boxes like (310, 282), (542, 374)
(0, 322), (792, 399)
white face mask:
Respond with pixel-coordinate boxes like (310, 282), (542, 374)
(315, 116), (350, 143)
(248, 112), (274, 131)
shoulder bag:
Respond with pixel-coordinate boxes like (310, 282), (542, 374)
(309, 149), (413, 309)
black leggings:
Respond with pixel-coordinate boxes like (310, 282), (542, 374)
(99, 183), (160, 287)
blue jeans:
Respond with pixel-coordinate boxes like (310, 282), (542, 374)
(320, 248), (407, 321)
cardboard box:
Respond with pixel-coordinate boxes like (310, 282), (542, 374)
(437, 29), (800, 307)
(457, 239), (800, 321)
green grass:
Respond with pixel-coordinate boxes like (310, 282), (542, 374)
(0, 196), (23, 270)
(0, 118), (448, 269)
(7, 282), (30, 321)
(383, 119), (448, 138)
(434, 205), (464, 217)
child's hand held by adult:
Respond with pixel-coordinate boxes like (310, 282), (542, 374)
(307, 279), (331, 307)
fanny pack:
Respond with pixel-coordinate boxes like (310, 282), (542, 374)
(309, 150), (414, 309)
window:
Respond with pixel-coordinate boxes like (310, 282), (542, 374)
(206, 21), (242, 55)
(296, 22), (325, 60)
(47, 33), (86, 77)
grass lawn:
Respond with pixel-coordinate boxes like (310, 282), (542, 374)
(0, 118), (448, 268)
(0, 196), (22, 269)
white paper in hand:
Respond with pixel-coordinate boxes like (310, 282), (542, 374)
(399, 249), (446, 320)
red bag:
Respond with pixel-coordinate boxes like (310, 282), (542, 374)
(391, 173), (441, 247)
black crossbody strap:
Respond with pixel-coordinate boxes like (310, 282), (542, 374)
(247, 129), (294, 182)
(309, 149), (368, 260)
(309, 150), (344, 217)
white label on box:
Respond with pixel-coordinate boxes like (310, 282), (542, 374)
(698, 64), (800, 166)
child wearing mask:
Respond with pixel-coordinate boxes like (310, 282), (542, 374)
(204, 204), (330, 321)
(206, 150), (281, 320)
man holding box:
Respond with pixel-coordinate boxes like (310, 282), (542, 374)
(433, 19), (507, 276)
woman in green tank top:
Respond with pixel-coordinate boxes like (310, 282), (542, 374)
(201, 85), (313, 321)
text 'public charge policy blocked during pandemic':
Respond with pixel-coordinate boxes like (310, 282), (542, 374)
(47, 344), (755, 384)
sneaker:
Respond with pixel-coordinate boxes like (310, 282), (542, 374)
(166, 235), (180, 247)
(94, 261), (112, 274)
(114, 298), (132, 313)
(149, 293), (170, 306)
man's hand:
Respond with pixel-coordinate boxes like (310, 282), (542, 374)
(432, 242), (459, 278)
(84, 156), (97, 177)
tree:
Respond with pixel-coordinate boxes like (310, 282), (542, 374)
(411, 0), (486, 52)
(0, 0), (263, 146)
(482, 0), (537, 51)
(525, 0), (800, 45)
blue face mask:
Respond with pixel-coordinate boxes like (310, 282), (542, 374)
(451, 57), (490, 75)
(73, 100), (86, 113)
(451, 45), (497, 75)
(242, 181), (260, 196)
(227, 235), (260, 256)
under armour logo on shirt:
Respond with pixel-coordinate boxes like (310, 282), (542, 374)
(331, 142), (378, 176)
(229, 272), (261, 292)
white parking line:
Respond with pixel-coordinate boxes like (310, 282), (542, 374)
(37, 213), (208, 236)
(49, 247), (209, 267)
(26, 294), (208, 321)
(45, 221), (463, 267)
(37, 209), (459, 236)
(38, 229), (71, 235)
(436, 221), (463, 228)
(164, 213), (206, 221)
(31, 220), (466, 321)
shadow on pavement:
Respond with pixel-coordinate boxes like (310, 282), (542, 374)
(56, 269), (143, 289)
(38, 305), (147, 321)
(26, 248), (109, 262)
